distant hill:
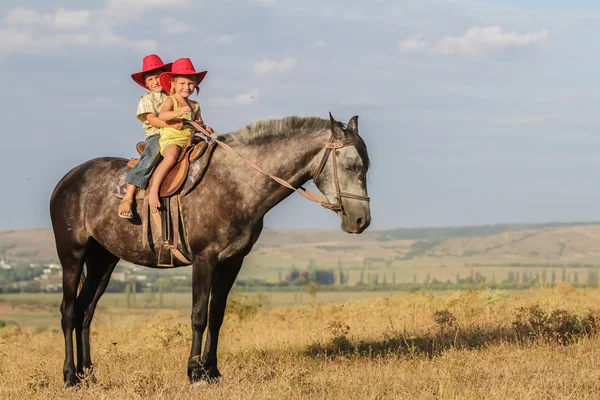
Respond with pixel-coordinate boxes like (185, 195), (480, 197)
(3, 221), (600, 266)
(0, 229), (57, 263)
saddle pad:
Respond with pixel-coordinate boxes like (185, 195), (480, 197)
(114, 167), (145, 200)
(180, 141), (217, 196)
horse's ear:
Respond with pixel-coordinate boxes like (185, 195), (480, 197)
(347, 115), (359, 135)
(329, 112), (345, 140)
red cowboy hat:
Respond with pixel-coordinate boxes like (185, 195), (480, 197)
(159, 58), (207, 93)
(131, 54), (173, 90)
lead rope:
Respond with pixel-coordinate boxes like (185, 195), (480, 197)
(189, 122), (343, 211)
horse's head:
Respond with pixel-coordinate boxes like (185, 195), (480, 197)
(313, 113), (371, 234)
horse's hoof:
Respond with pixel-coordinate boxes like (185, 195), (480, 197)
(189, 380), (210, 390)
(64, 373), (80, 388)
(64, 381), (81, 391)
(189, 376), (224, 390)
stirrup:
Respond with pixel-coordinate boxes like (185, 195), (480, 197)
(157, 242), (174, 267)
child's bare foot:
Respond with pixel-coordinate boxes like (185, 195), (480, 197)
(148, 192), (161, 209)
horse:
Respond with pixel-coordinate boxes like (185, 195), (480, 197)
(50, 113), (371, 386)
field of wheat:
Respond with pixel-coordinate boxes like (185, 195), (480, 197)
(2, 285), (600, 399)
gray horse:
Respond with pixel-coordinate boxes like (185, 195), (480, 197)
(50, 114), (371, 386)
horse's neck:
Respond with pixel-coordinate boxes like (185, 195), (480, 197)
(210, 129), (330, 218)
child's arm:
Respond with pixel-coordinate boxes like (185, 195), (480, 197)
(194, 104), (214, 133)
(159, 97), (190, 121)
(146, 113), (183, 130)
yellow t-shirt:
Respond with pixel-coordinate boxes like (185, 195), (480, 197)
(159, 96), (201, 154)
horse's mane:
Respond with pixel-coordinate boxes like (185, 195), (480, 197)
(221, 116), (370, 170)
(222, 116), (330, 144)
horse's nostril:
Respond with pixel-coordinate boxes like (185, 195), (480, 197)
(356, 217), (363, 227)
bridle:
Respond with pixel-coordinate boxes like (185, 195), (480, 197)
(311, 134), (371, 213)
(191, 122), (370, 215)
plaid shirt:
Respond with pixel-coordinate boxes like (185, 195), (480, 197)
(136, 91), (168, 137)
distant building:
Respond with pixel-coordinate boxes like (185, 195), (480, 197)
(48, 263), (61, 269)
(43, 268), (52, 274)
(112, 272), (126, 282)
(44, 284), (59, 292)
(0, 257), (11, 270)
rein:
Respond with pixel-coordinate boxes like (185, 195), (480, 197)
(188, 121), (370, 213)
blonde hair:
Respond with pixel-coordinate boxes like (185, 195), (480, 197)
(169, 75), (200, 95)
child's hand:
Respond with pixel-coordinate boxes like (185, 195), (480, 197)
(178, 106), (191, 115)
(166, 119), (184, 130)
(204, 125), (215, 134)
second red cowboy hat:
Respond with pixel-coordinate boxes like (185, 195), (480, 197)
(131, 54), (173, 90)
(159, 58), (207, 93)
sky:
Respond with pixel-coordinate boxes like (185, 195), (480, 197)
(2, 0), (600, 231)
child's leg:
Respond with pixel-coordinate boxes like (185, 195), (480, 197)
(119, 135), (162, 217)
(148, 144), (181, 208)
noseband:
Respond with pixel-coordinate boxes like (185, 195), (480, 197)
(312, 134), (371, 213)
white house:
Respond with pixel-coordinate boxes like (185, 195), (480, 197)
(112, 272), (126, 282)
(0, 257), (11, 270)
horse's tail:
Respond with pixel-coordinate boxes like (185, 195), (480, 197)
(77, 271), (86, 295)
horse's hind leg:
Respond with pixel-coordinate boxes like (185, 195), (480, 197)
(74, 239), (119, 380)
(58, 244), (86, 386)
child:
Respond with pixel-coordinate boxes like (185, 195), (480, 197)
(147, 58), (213, 209)
(118, 54), (182, 218)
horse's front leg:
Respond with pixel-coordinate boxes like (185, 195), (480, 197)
(200, 258), (244, 381)
(188, 252), (217, 383)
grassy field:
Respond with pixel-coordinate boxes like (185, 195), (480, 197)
(0, 291), (411, 328)
(2, 286), (600, 398)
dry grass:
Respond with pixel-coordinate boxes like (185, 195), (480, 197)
(3, 286), (600, 399)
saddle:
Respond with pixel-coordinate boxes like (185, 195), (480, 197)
(128, 136), (207, 197)
(117, 137), (218, 267)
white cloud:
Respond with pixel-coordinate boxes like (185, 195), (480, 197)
(312, 40), (326, 48)
(104, 0), (191, 18)
(211, 89), (260, 106)
(3, 8), (91, 30)
(252, 57), (296, 75)
(495, 115), (546, 125)
(398, 34), (427, 53)
(53, 9), (92, 30)
(400, 26), (549, 55)
(0, 28), (89, 53)
(0, 6), (158, 55)
(0, 27), (155, 54)
(205, 35), (234, 44)
(160, 19), (193, 34)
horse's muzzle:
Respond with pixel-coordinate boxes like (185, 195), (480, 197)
(340, 207), (371, 234)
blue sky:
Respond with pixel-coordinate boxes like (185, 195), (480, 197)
(2, 0), (600, 231)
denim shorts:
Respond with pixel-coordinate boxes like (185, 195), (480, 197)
(125, 134), (162, 189)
